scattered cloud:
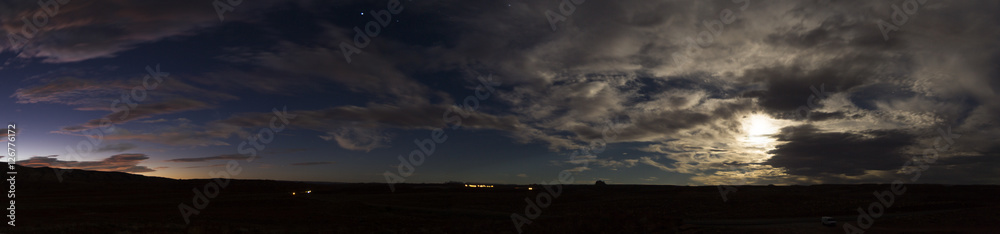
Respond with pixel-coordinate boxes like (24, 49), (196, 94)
(166, 154), (251, 162)
(290, 161), (336, 166)
(183, 164), (227, 169)
(93, 142), (137, 153)
(17, 154), (155, 173)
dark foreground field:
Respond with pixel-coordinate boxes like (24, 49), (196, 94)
(2, 165), (999, 233)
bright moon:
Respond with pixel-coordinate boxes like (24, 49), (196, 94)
(741, 114), (780, 155)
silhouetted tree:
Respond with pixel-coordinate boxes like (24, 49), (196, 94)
(595, 180), (607, 186)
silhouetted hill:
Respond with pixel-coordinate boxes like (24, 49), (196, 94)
(4, 163), (175, 184)
(4, 163), (321, 194)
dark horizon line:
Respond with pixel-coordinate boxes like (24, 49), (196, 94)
(11, 164), (1000, 186)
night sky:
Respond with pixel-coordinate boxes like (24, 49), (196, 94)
(1, 0), (998, 185)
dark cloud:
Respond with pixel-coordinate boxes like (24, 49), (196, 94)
(319, 127), (391, 152)
(765, 125), (917, 177)
(85, 120), (241, 147)
(0, 127), (12, 142)
(95, 142), (136, 153)
(61, 98), (213, 132)
(806, 111), (848, 122)
(166, 154), (251, 162)
(12, 75), (237, 109)
(763, 11), (902, 49)
(214, 104), (524, 151)
(11, 77), (130, 105)
(240, 41), (440, 106)
(920, 146), (1000, 184)
(0, 0), (293, 63)
(741, 55), (874, 116)
(610, 99), (752, 142)
(13, 73), (239, 135)
(290, 161), (336, 166)
(17, 154), (155, 173)
(183, 164), (227, 169)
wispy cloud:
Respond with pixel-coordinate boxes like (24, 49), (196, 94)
(290, 161), (336, 166)
(95, 142), (137, 153)
(183, 164), (227, 169)
(17, 154), (155, 173)
(166, 154), (251, 162)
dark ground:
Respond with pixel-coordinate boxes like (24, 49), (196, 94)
(2, 165), (999, 233)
